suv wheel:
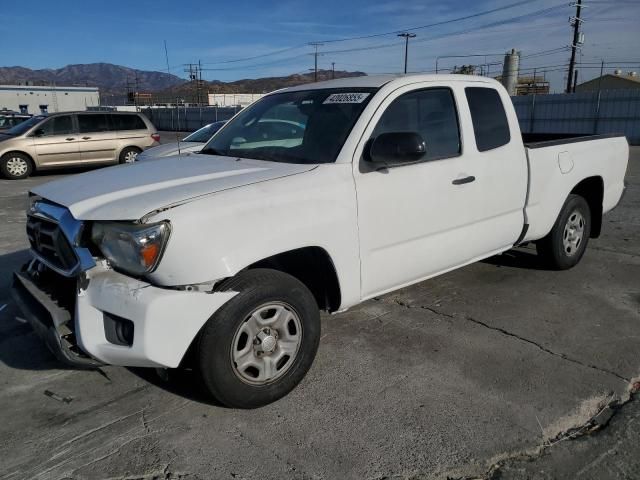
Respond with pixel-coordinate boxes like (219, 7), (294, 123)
(119, 147), (141, 164)
(1, 152), (33, 179)
(197, 269), (321, 408)
(537, 194), (591, 270)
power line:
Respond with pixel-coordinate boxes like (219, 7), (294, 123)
(201, 45), (306, 65)
(316, 0), (539, 44)
(194, 0), (558, 70)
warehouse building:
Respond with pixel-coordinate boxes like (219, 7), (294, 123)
(576, 70), (640, 92)
(0, 84), (100, 114)
(208, 93), (265, 107)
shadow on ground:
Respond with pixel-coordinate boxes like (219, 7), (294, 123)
(483, 246), (554, 271)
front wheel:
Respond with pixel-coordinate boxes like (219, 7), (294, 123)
(196, 269), (320, 408)
(1, 152), (33, 179)
(537, 194), (591, 270)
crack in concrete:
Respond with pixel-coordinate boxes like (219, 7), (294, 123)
(446, 386), (639, 480)
(589, 246), (639, 258)
(375, 297), (630, 383)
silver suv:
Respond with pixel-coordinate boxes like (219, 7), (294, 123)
(0, 111), (159, 179)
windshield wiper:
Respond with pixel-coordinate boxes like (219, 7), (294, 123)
(199, 147), (228, 156)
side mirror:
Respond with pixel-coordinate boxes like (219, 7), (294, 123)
(32, 128), (45, 137)
(368, 132), (426, 166)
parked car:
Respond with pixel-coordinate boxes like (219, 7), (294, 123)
(0, 111), (159, 179)
(0, 112), (32, 130)
(136, 121), (226, 161)
(12, 75), (628, 408)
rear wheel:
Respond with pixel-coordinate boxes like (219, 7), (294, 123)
(1, 152), (33, 179)
(197, 269), (320, 408)
(119, 147), (141, 164)
(537, 194), (591, 270)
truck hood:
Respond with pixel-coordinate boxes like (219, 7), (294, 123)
(32, 154), (316, 220)
(136, 142), (203, 160)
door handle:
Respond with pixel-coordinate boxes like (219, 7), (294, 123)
(452, 175), (475, 185)
(82, 136), (91, 140)
(65, 137), (75, 141)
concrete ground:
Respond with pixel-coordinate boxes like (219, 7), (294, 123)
(0, 145), (638, 480)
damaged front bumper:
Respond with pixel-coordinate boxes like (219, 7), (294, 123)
(11, 260), (237, 369)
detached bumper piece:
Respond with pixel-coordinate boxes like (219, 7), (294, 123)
(11, 267), (102, 368)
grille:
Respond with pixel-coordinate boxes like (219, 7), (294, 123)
(26, 215), (79, 274)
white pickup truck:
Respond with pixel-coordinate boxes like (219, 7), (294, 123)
(12, 75), (628, 408)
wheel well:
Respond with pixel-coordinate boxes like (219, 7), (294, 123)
(2, 151), (36, 170)
(119, 145), (142, 156)
(247, 247), (341, 312)
(571, 176), (603, 238)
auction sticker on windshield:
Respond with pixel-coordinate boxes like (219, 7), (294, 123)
(323, 93), (370, 104)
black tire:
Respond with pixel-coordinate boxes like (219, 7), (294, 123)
(537, 194), (591, 270)
(197, 268), (320, 408)
(119, 146), (141, 164)
(1, 152), (33, 179)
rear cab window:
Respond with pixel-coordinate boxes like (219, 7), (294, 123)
(465, 87), (511, 151)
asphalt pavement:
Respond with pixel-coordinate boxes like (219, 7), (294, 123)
(0, 144), (638, 480)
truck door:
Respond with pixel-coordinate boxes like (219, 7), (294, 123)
(353, 83), (526, 299)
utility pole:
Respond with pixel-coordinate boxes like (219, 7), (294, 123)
(164, 40), (171, 75)
(134, 72), (139, 109)
(397, 33), (416, 74)
(309, 43), (323, 82)
(566, 0), (583, 93)
(198, 60), (202, 105)
(331, 62), (335, 79)
(184, 63), (199, 103)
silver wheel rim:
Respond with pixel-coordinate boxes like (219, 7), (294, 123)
(563, 210), (585, 256)
(6, 157), (28, 176)
(124, 150), (138, 163)
(231, 302), (303, 385)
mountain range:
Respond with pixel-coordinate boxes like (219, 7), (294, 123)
(0, 63), (185, 93)
(0, 63), (366, 96)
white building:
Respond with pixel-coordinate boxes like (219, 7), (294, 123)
(208, 93), (265, 108)
(0, 85), (100, 114)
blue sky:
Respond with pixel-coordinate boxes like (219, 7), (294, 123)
(4, 0), (639, 91)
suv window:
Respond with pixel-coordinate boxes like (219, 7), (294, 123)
(465, 87), (511, 152)
(39, 115), (74, 136)
(372, 88), (460, 161)
(112, 114), (146, 131)
(78, 114), (111, 133)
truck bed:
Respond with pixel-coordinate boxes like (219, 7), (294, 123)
(521, 133), (628, 243)
(522, 132), (625, 148)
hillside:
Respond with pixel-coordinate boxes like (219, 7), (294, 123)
(161, 69), (367, 98)
(0, 63), (185, 93)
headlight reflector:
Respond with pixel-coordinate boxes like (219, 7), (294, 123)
(91, 221), (170, 275)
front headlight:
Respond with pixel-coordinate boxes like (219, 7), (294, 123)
(91, 221), (170, 276)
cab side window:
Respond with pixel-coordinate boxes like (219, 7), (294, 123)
(78, 114), (111, 133)
(465, 87), (511, 151)
(39, 115), (74, 136)
(112, 114), (147, 131)
(372, 88), (461, 161)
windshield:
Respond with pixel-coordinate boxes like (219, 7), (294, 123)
(200, 88), (377, 164)
(184, 121), (226, 143)
(3, 115), (46, 136)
